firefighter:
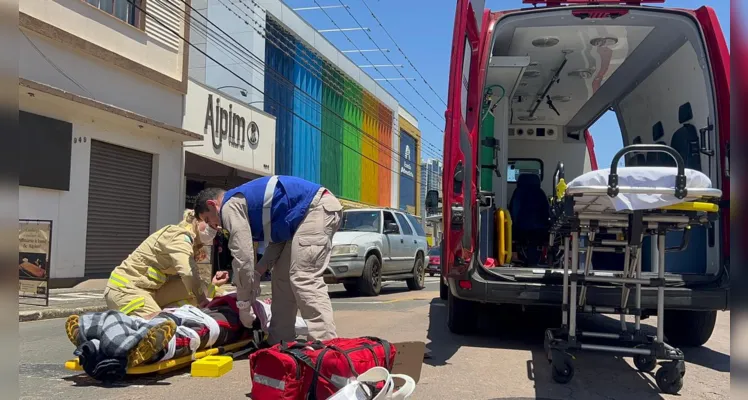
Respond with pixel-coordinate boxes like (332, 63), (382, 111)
(193, 175), (343, 344)
(103, 209), (229, 318)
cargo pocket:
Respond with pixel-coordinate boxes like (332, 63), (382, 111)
(295, 236), (328, 274)
(321, 198), (343, 235)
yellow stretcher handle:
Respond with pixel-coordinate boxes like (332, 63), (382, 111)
(495, 209), (513, 266)
(659, 201), (719, 213)
(505, 212), (512, 265)
(496, 210), (506, 265)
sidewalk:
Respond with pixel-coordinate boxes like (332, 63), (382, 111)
(19, 282), (272, 322)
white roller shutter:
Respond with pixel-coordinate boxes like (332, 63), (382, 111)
(85, 140), (153, 278)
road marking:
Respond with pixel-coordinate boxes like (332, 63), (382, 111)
(332, 296), (435, 305)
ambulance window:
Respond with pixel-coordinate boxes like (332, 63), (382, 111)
(507, 159), (544, 183)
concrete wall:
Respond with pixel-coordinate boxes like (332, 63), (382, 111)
(19, 97), (183, 279)
(20, 0), (188, 84)
(19, 30), (184, 127)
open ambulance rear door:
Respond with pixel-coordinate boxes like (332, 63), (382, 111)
(440, 0), (487, 281)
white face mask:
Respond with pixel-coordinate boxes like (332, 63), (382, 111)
(198, 224), (217, 244)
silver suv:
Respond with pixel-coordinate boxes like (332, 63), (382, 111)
(325, 208), (429, 296)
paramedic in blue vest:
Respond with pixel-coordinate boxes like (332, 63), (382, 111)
(193, 175), (343, 344)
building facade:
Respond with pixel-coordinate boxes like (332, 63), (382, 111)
(420, 158), (443, 219)
(19, 0), (199, 284)
(181, 79), (277, 208)
(188, 0), (422, 212)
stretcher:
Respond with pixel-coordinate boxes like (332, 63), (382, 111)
(543, 144), (722, 395)
(64, 339), (255, 376)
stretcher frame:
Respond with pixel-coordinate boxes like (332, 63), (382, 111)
(65, 339), (255, 376)
(543, 145), (722, 395)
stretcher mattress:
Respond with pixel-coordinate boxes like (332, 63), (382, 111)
(565, 167), (721, 212)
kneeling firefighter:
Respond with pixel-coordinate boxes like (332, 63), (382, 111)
(104, 209), (229, 318)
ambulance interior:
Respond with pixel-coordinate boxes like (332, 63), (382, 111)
(478, 7), (723, 281)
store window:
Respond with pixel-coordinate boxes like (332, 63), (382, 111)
(20, 111), (72, 191)
(86, 0), (143, 28)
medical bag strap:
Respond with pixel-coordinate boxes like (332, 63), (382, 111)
(306, 344), (359, 400)
(362, 336), (394, 370)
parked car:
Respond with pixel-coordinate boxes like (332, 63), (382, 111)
(326, 208), (429, 296)
(426, 247), (440, 277)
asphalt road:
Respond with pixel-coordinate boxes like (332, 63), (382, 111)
(20, 278), (730, 400)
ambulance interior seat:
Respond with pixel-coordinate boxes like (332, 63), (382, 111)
(508, 173), (551, 264)
(671, 102), (702, 170)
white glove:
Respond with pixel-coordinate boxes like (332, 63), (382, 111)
(237, 300), (257, 329)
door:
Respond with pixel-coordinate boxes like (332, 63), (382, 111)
(694, 6), (730, 271)
(382, 211), (407, 272)
(395, 212), (418, 272)
(442, 0), (485, 279)
(85, 140), (153, 278)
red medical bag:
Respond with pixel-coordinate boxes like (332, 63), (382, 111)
(249, 337), (396, 400)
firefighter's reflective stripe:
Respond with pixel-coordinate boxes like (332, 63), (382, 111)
(120, 297), (146, 315)
(207, 284), (217, 298)
(108, 272), (130, 288)
(261, 175), (279, 247)
(176, 299), (190, 306)
(147, 267), (167, 283)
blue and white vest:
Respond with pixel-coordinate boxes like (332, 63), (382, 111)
(221, 175), (322, 244)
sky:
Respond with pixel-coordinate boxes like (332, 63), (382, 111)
(283, 0), (730, 167)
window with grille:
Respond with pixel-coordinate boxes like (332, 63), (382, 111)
(86, 0), (143, 28)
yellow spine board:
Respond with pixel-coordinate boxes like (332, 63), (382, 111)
(496, 210), (506, 265)
(64, 339), (253, 375)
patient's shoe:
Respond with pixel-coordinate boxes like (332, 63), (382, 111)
(127, 319), (177, 368)
(65, 314), (82, 347)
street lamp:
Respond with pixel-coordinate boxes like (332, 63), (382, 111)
(217, 85), (248, 97)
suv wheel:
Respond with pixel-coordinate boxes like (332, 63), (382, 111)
(343, 283), (360, 295)
(447, 289), (478, 334)
(357, 255), (382, 296)
(406, 255), (426, 290)
(664, 310), (718, 347)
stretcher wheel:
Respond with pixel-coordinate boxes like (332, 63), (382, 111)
(655, 362), (685, 394)
(634, 354), (657, 373)
(551, 356), (574, 384)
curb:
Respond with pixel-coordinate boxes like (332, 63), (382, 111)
(20, 289), (272, 322)
(19, 305), (110, 322)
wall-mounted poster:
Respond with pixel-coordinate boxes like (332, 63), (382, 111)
(19, 220), (52, 305)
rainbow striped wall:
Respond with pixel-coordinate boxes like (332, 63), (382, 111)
(263, 18), (396, 207)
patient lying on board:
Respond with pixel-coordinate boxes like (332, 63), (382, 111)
(63, 294), (285, 382)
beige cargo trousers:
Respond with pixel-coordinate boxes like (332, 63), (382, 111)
(223, 188), (342, 344)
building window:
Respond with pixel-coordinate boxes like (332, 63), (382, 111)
(86, 0), (143, 28)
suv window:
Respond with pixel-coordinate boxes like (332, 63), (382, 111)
(339, 210), (381, 232)
(406, 214), (425, 236)
(382, 211), (400, 234)
(395, 213), (413, 235)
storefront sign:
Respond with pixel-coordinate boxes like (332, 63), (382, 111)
(18, 220), (52, 306)
(184, 79), (276, 176)
(399, 130), (417, 212)
(204, 94), (261, 152)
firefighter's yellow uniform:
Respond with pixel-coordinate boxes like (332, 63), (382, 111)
(104, 224), (216, 317)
